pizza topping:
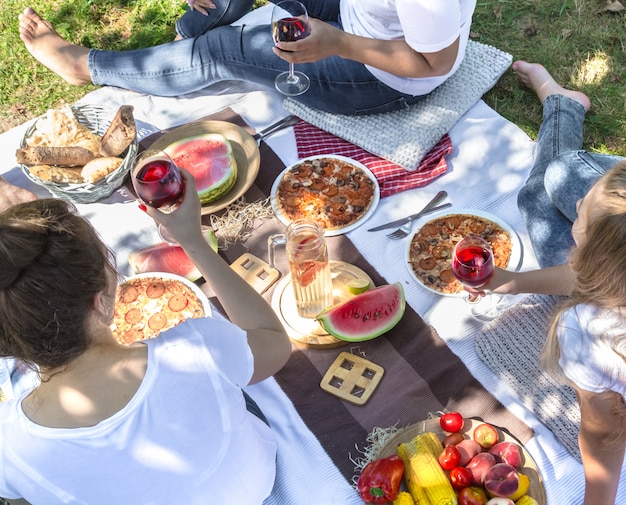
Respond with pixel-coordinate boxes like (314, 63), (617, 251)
(168, 294), (189, 312)
(119, 285), (138, 303)
(146, 282), (166, 298)
(148, 313), (168, 330)
(124, 308), (143, 325)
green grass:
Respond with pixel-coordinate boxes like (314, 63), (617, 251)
(2, 0), (625, 155)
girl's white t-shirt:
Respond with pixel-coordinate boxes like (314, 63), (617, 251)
(0, 316), (277, 504)
(557, 303), (626, 399)
(340, 0), (477, 95)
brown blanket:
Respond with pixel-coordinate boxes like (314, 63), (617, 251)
(141, 108), (533, 481)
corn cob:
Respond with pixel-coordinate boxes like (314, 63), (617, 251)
(396, 431), (458, 505)
(515, 496), (539, 505)
(393, 491), (416, 505)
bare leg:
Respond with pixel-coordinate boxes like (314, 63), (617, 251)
(512, 60), (591, 112)
(18, 7), (91, 86)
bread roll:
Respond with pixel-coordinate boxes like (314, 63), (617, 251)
(81, 157), (123, 183)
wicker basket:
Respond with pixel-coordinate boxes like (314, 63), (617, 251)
(19, 105), (138, 204)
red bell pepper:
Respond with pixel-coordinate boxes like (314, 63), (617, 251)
(357, 454), (405, 504)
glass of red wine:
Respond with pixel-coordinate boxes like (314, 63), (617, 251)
(452, 235), (495, 302)
(131, 150), (184, 214)
(272, 0), (311, 96)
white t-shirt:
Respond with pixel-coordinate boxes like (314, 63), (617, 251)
(557, 304), (626, 399)
(339, 0), (477, 95)
(0, 316), (277, 504)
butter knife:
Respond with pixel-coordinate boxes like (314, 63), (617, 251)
(367, 191), (450, 232)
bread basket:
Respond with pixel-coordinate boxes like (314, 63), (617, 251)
(19, 104), (138, 204)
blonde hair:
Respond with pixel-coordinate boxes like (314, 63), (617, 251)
(542, 161), (626, 446)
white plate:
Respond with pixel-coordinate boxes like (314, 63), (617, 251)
(405, 208), (523, 297)
(270, 155), (380, 236)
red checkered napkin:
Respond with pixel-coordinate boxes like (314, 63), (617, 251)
(293, 120), (452, 198)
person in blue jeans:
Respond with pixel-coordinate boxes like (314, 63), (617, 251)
(481, 62), (626, 505)
(17, 0), (476, 115)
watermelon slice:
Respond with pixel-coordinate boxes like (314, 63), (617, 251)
(128, 229), (218, 281)
(316, 283), (406, 342)
(165, 133), (237, 204)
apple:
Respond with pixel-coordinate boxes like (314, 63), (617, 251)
(486, 498), (515, 505)
(473, 422), (499, 449)
(458, 486), (488, 505)
(488, 441), (523, 468)
(484, 463), (520, 498)
(456, 438), (483, 466)
(466, 452), (497, 486)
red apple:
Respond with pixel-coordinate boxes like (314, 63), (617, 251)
(466, 452), (497, 486)
(486, 498), (515, 505)
(484, 463), (520, 497)
(456, 438), (483, 466)
(488, 441), (523, 468)
(473, 422), (499, 449)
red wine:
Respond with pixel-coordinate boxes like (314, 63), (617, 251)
(273, 17), (310, 43)
(452, 245), (494, 288)
(135, 160), (183, 209)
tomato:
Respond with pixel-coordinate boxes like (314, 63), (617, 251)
(440, 411), (464, 433)
(449, 466), (472, 490)
(438, 445), (461, 471)
(458, 486), (488, 505)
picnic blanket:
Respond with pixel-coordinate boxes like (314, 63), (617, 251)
(475, 294), (582, 461)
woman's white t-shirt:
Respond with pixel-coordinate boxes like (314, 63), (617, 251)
(340, 0), (477, 95)
(557, 304), (626, 399)
(0, 316), (277, 504)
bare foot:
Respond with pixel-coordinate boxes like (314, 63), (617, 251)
(18, 7), (91, 86)
(512, 60), (591, 112)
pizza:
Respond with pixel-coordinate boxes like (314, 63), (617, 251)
(275, 157), (376, 231)
(112, 276), (205, 345)
(407, 213), (513, 295)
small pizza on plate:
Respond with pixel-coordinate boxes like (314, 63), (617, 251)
(274, 156), (378, 233)
(112, 274), (207, 345)
(407, 212), (513, 295)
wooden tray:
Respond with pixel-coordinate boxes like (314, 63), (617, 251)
(270, 261), (374, 349)
(377, 417), (547, 505)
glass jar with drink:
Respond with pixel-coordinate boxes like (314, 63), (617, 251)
(268, 219), (333, 319)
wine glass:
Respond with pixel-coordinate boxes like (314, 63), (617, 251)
(451, 235), (495, 302)
(131, 149), (184, 214)
(271, 0), (311, 96)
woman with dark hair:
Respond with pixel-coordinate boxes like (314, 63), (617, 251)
(0, 171), (291, 504)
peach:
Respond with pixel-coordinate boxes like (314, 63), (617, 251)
(484, 463), (520, 497)
(466, 452), (497, 486)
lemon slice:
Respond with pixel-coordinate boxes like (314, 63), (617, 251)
(346, 279), (371, 295)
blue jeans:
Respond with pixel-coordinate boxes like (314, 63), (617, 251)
(517, 95), (624, 268)
(88, 0), (425, 115)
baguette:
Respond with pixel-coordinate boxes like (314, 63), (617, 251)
(16, 146), (95, 167)
(99, 105), (136, 157)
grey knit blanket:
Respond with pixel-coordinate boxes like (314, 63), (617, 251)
(475, 294), (582, 461)
(284, 40), (512, 169)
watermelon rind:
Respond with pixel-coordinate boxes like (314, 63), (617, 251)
(316, 282), (406, 342)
